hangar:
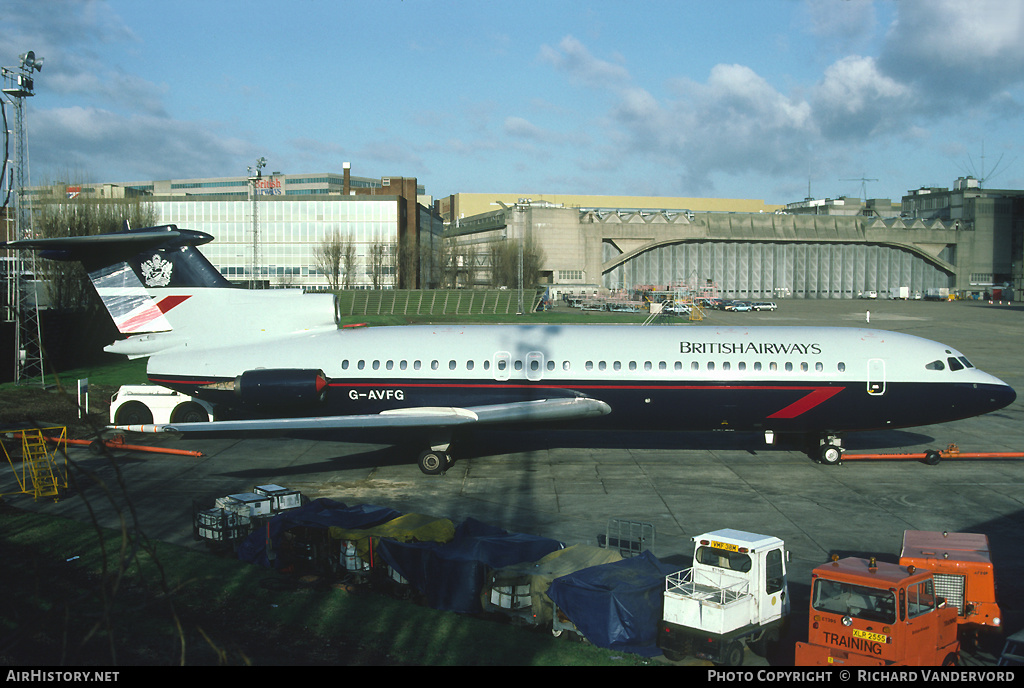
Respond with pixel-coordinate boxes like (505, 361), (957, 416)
(443, 180), (1022, 301)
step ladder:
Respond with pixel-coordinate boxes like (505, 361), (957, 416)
(2, 426), (68, 501)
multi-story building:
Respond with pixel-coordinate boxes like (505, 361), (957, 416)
(28, 165), (444, 290)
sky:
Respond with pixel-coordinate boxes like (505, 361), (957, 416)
(3, 0), (1024, 206)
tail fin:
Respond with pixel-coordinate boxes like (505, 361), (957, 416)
(2, 224), (231, 335)
(3, 224), (338, 358)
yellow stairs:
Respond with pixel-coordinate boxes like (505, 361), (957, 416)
(2, 426), (68, 501)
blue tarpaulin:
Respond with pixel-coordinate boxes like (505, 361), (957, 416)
(237, 498), (401, 568)
(377, 517), (564, 613)
(546, 550), (677, 657)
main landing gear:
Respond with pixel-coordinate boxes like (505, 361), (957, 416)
(417, 431), (456, 475)
(417, 449), (454, 475)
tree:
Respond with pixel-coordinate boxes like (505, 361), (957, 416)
(314, 229), (344, 290)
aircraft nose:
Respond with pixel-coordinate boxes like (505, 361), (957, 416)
(991, 382), (1017, 411)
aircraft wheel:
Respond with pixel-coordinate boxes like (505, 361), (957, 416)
(924, 450), (942, 465)
(418, 450), (448, 475)
(818, 444), (842, 465)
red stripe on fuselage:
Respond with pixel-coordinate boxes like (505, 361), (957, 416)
(332, 382), (845, 419)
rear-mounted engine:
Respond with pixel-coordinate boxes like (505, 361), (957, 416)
(234, 369), (329, 407)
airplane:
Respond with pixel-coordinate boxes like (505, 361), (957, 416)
(2, 224), (1016, 474)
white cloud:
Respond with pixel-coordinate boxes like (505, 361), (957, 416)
(813, 55), (914, 138)
(538, 35), (631, 89)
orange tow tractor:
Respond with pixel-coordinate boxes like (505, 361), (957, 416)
(900, 530), (1001, 648)
(795, 556), (959, 666)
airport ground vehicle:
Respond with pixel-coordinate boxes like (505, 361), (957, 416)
(110, 384), (214, 425)
(794, 556), (960, 666)
(899, 530), (1001, 647)
(657, 529), (789, 666)
(890, 287), (910, 300)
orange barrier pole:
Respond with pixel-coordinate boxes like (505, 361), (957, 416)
(39, 434), (204, 458)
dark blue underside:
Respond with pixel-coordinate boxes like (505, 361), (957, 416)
(149, 373), (1013, 436)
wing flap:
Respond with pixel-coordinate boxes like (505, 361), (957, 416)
(113, 397), (610, 434)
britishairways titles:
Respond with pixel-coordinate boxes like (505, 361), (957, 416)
(680, 341), (823, 356)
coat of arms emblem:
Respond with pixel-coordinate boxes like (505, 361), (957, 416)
(141, 254), (173, 287)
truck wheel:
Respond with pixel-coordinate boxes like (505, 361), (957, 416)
(942, 652), (959, 666)
(717, 640), (744, 667)
(114, 401), (153, 426)
(924, 450), (942, 465)
(171, 402), (209, 424)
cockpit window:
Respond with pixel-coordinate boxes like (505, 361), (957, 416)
(926, 360), (945, 371)
(959, 356), (974, 368)
(947, 357), (964, 371)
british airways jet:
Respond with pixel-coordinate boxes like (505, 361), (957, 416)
(3, 225), (1015, 474)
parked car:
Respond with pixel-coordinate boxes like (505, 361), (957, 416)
(751, 302), (777, 311)
(731, 301), (752, 312)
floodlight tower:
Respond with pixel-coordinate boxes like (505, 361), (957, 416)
(2, 50), (44, 385)
(247, 157), (266, 289)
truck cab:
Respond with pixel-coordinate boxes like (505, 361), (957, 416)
(658, 529), (788, 665)
(795, 556), (960, 666)
(899, 530), (1001, 647)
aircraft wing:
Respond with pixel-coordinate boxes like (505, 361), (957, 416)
(112, 396), (612, 434)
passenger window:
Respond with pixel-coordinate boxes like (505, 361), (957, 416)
(926, 360), (945, 371)
(414, 360), (422, 370)
(342, 360), (349, 370)
(431, 360), (439, 370)
(801, 362), (808, 372)
(738, 362), (746, 371)
(466, 360), (474, 371)
(448, 360), (457, 371)
(563, 361), (571, 371)
(947, 357), (964, 371)
(547, 360), (555, 371)
(722, 362), (730, 371)
(358, 360), (366, 370)
(770, 362), (778, 371)
(785, 362), (793, 372)
(815, 362), (823, 372)
(386, 360), (394, 370)
(674, 361), (682, 371)
(691, 362), (699, 371)
(754, 362), (762, 371)
(658, 361), (666, 371)
(484, 360), (490, 370)
(598, 361), (607, 371)
(708, 362), (715, 371)
(372, 360), (380, 370)
(838, 362), (846, 373)
(628, 361), (636, 371)
(400, 360), (408, 370)
(530, 360), (540, 371)
(645, 361), (653, 371)
(586, 361), (594, 371)
(514, 360), (523, 371)
(498, 359), (507, 371)
(613, 361), (622, 371)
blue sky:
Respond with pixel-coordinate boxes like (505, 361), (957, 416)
(4, 0), (1023, 205)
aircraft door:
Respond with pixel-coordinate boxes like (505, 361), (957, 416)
(867, 358), (886, 395)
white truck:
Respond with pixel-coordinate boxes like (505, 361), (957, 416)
(891, 286), (910, 300)
(657, 529), (789, 666)
(109, 384), (214, 426)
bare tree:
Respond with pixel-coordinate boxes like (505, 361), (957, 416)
(314, 229), (344, 290)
